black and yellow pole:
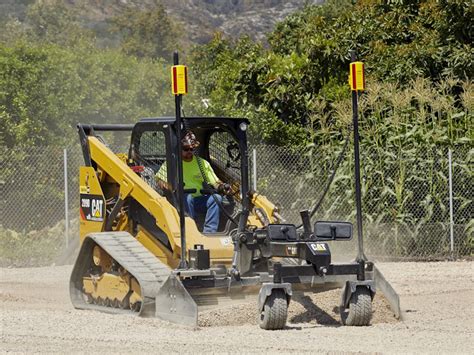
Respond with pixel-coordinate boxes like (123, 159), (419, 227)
(349, 50), (366, 278)
(171, 51), (189, 269)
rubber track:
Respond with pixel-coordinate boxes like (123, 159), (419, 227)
(70, 231), (172, 317)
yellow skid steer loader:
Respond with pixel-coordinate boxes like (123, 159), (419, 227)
(70, 115), (400, 329)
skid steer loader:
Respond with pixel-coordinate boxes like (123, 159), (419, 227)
(70, 115), (400, 329)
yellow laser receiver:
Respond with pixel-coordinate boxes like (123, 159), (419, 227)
(349, 61), (365, 91)
(171, 65), (188, 95)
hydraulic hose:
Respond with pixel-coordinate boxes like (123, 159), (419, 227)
(296, 126), (352, 229)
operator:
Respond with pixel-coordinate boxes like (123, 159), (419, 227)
(156, 131), (231, 233)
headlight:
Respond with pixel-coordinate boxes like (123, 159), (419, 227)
(239, 122), (248, 131)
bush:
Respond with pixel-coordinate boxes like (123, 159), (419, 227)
(0, 219), (79, 267)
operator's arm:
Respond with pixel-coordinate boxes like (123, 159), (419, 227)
(202, 159), (231, 194)
(155, 163), (170, 191)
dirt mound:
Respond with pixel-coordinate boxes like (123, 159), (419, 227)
(199, 289), (397, 327)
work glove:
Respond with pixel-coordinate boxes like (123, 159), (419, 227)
(217, 183), (231, 195)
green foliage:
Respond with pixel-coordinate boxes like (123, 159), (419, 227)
(109, 5), (180, 60)
(0, 219), (79, 267)
(291, 77), (472, 257)
(0, 42), (174, 149)
(189, 35), (313, 145)
(0, 1), (181, 150)
(269, 0), (473, 83)
(191, 0), (473, 146)
(0, 226), (63, 267)
(190, 34), (263, 113)
(24, 0), (95, 47)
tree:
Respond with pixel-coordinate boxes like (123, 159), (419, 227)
(0, 42), (174, 149)
(190, 0), (473, 146)
(24, 0), (94, 46)
(109, 5), (180, 60)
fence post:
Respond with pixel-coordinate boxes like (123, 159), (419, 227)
(64, 148), (69, 248)
(252, 148), (257, 191)
(448, 148), (454, 253)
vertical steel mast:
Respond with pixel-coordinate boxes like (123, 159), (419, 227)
(172, 51), (188, 269)
(349, 50), (366, 277)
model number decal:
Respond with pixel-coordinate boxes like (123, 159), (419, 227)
(80, 194), (105, 222)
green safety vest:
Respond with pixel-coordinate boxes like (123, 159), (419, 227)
(156, 156), (218, 197)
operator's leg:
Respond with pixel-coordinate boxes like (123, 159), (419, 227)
(203, 194), (222, 233)
(184, 194), (196, 219)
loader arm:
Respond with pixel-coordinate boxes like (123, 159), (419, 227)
(89, 136), (181, 242)
(250, 192), (282, 225)
(86, 136), (234, 263)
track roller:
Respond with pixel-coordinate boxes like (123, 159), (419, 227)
(70, 232), (173, 318)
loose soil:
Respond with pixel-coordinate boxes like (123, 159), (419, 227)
(1, 262), (473, 353)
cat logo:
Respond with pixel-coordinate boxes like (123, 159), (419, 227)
(92, 199), (103, 218)
(310, 243), (327, 252)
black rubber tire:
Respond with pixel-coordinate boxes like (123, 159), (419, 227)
(340, 287), (372, 326)
(259, 289), (288, 330)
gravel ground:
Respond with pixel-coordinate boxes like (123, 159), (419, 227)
(1, 261), (473, 353)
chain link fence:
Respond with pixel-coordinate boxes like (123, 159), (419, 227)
(1, 143), (472, 266)
(0, 146), (83, 266)
(250, 144), (473, 259)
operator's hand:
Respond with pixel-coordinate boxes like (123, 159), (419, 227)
(217, 183), (232, 195)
